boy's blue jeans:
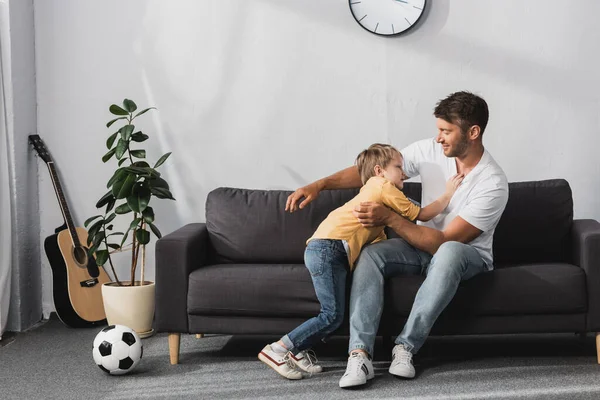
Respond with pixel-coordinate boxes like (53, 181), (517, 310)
(282, 239), (349, 354)
(348, 238), (488, 357)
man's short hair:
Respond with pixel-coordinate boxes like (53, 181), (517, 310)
(355, 143), (401, 185)
(434, 91), (489, 136)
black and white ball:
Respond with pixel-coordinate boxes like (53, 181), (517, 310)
(93, 325), (143, 375)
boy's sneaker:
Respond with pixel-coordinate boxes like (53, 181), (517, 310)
(388, 344), (415, 378)
(258, 344), (303, 380)
(288, 350), (323, 374)
(339, 352), (375, 388)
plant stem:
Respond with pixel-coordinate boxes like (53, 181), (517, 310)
(131, 213), (138, 286)
(101, 225), (121, 286)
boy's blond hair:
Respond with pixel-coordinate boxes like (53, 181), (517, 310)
(355, 143), (401, 185)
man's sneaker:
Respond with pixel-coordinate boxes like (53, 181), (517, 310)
(258, 345), (303, 380)
(388, 344), (415, 378)
(288, 350), (323, 374)
(339, 352), (375, 388)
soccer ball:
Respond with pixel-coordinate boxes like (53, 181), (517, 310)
(92, 325), (143, 375)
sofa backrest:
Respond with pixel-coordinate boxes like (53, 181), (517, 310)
(205, 184), (421, 264)
(493, 179), (573, 265)
(205, 180), (572, 265)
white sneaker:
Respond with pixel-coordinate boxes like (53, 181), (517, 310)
(288, 350), (323, 374)
(339, 352), (375, 388)
(388, 344), (415, 378)
(258, 345), (303, 380)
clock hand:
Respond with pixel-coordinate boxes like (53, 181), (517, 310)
(395, 0), (409, 3)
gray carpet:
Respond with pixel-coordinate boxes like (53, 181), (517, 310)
(1, 315), (600, 399)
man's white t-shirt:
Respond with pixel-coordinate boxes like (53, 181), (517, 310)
(401, 138), (509, 269)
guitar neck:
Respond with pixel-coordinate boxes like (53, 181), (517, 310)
(47, 162), (81, 247)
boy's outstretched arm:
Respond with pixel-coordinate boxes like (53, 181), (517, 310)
(286, 166), (362, 212)
(416, 174), (464, 221)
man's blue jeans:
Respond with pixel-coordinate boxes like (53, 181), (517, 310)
(282, 239), (349, 354)
(348, 238), (488, 356)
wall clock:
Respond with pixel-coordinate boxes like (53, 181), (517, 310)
(349, 0), (426, 36)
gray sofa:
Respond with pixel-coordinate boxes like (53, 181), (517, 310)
(155, 179), (600, 364)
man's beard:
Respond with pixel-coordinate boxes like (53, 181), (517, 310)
(446, 134), (469, 158)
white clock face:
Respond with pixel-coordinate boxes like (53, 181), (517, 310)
(349, 0), (426, 36)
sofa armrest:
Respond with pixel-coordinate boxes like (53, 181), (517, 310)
(155, 223), (209, 333)
(572, 219), (600, 331)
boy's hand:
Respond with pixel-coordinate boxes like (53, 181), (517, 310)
(445, 174), (464, 195)
(353, 202), (391, 227)
(286, 181), (323, 212)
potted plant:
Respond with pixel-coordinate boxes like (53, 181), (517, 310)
(85, 99), (175, 338)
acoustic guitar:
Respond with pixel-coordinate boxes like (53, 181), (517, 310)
(29, 134), (111, 328)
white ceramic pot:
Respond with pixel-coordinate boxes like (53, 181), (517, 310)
(101, 281), (155, 338)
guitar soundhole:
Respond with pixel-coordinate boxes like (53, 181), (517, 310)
(73, 246), (88, 267)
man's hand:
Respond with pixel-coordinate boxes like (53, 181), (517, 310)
(353, 202), (392, 227)
(285, 181), (323, 212)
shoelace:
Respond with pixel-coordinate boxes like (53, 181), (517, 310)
(291, 350), (319, 377)
(344, 353), (364, 376)
(394, 346), (413, 366)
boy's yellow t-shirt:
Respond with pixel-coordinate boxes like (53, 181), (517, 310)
(308, 176), (421, 270)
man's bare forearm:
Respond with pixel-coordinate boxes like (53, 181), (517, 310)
(387, 212), (445, 255)
(318, 166), (362, 190)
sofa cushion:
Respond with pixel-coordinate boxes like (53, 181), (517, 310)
(386, 264), (586, 317)
(188, 264), (321, 317)
(493, 179), (573, 265)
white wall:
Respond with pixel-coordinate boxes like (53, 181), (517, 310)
(33, 0), (600, 316)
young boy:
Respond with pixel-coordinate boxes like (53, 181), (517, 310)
(258, 143), (463, 379)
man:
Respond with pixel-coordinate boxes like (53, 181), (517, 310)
(285, 91), (509, 388)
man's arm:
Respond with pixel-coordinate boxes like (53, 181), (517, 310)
(286, 166), (362, 212)
(353, 202), (482, 254)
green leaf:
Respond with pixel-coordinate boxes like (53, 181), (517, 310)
(129, 218), (141, 230)
(120, 125), (134, 141)
(88, 219), (105, 239)
(115, 138), (128, 159)
(95, 250), (109, 266)
(118, 157), (128, 166)
(109, 104), (129, 116)
(106, 116), (127, 128)
(123, 99), (137, 113)
(136, 229), (150, 245)
(105, 198), (116, 214)
(84, 215), (102, 228)
(112, 173), (137, 199)
(131, 132), (149, 142)
(87, 245), (97, 258)
(150, 187), (175, 200)
(96, 191), (114, 208)
(104, 213), (116, 224)
(106, 132), (119, 149)
(107, 232), (124, 238)
(107, 243), (121, 250)
(102, 148), (116, 163)
(142, 206), (154, 223)
(127, 183), (151, 213)
(133, 107), (155, 119)
(154, 152), (171, 169)
(148, 177), (169, 190)
(132, 161), (150, 168)
(106, 169), (126, 189)
(130, 150), (146, 159)
(115, 202), (132, 214)
(148, 222), (162, 238)
(120, 230), (130, 247)
(92, 231), (105, 248)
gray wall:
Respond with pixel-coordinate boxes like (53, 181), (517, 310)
(4, 0), (41, 331)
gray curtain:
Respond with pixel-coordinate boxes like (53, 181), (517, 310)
(0, 10), (12, 339)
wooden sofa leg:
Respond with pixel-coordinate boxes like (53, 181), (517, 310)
(596, 333), (600, 364)
(169, 333), (181, 365)
(196, 334), (204, 339)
